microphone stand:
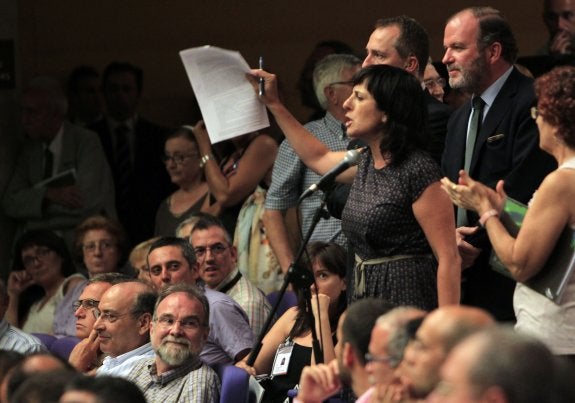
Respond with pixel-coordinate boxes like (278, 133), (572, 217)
(246, 191), (332, 367)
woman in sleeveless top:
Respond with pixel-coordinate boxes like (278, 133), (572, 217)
(155, 126), (210, 237)
(242, 242), (347, 403)
(191, 120), (278, 237)
(442, 66), (575, 357)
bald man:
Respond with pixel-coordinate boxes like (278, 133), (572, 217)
(397, 305), (495, 400)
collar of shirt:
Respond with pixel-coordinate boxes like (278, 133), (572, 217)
(107, 115), (137, 133)
(214, 268), (240, 292)
(46, 124), (64, 175)
(101, 342), (153, 369)
(149, 355), (203, 386)
(476, 65), (514, 119)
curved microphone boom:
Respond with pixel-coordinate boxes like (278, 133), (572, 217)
(298, 147), (366, 202)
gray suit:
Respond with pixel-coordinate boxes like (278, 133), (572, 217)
(3, 121), (116, 246)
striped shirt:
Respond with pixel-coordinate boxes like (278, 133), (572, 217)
(127, 356), (220, 403)
(0, 319), (45, 354)
(215, 269), (272, 336)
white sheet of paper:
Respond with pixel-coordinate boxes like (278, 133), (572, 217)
(179, 45), (270, 144)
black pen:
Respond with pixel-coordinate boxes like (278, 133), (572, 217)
(258, 56), (265, 96)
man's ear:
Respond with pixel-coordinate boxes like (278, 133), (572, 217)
(342, 343), (355, 368)
(481, 385), (508, 403)
(138, 313), (153, 335)
(324, 85), (337, 105)
(404, 55), (419, 75)
(486, 42), (503, 64)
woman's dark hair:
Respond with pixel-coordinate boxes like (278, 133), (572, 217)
(13, 230), (75, 276)
(289, 242), (347, 339)
(352, 65), (428, 165)
(12, 230), (77, 326)
(73, 215), (128, 268)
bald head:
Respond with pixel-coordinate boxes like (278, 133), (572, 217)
(426, 306), (495, 353)
(400, 306), (494, 399)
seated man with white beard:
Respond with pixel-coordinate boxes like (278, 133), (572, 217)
(126, 283), (220, 403)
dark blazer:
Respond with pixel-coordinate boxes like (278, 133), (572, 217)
(90, 117), (174, 245)
(441, 67), (556, 320)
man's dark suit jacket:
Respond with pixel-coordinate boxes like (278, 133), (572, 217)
(90, 117), (174, 245)
(441, 67), (556, 321)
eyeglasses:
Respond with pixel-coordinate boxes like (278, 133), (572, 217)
(193, 243), (229, 259)
(162, 153), (198, 165)
(82, 240), (116, 253)
(328, 80), (354, 87)
(155, 314), (205, 330)
(73, 299), (100, 319)
(364, 352), (394, 364)
(424, 77), (446, 90)
(531, 106), (541, 120)
(22, 247), (53, 268)
(95, 310), (131, 323)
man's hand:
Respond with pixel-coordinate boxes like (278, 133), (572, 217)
(235, 360), (257, 377)
(456, 226), (482, 270)
(297, 360), (341, 403)
(44, 185), (84, 209)
(551, 30), (575, 55)
(68, 329), (101, 372)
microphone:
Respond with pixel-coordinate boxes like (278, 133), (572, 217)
(299, 147), (366, 202)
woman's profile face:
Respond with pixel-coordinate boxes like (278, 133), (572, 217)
(310, 261), (346, 306)
(343, 81), (386, 140)
(163, 136), (201, 187)
(82, 229), (120, 276)
(21, 244), (63, 285)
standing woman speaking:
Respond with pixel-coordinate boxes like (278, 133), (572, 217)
(249, 65), (460, 309)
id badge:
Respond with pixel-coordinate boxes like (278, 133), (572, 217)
(271, 340), (294, 376)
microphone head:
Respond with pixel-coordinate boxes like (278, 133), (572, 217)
(344, 146), (368, 166)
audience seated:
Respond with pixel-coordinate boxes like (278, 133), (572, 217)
(126, 284), (220, 402)
(397, 305), (495, 401)
(147, 236), (254, 366)
(60, 374), (147, 403)
(155, 126), (209, 237)
(293, 298), (395, 403)
(73, 215), (132, 279)
(360, 307), (426, 402)
(189, 214), (271, 335)
(89, 61), (173, 246)
(70, 281), (156, 375)
(128, 236), (159, 284)
(2, 76), (116, 252)
(0, 280), (45, 354)
(7, 230), (85, 336)
(243, 241), (348, 403)
(428, 326), (559, 403)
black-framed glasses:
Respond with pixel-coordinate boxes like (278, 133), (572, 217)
(22, 247), (53, 268)
(154, 314), (205, 330)
(82, 240), (116, 253)
(162, 153), (199, 165)
(193, 243), (229, 259)
(328, 80), (354, 87)
(364, 352), (393, 364)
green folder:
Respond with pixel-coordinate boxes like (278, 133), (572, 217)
(490, 197), (575, 303)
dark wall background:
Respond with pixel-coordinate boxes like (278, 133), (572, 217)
(18, 0), (548, 125)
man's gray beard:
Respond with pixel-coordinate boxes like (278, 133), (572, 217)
(156, 337), (194, 366)
(448, 55), (487, 94)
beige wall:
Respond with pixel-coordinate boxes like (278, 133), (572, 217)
(18, 0), (548, 125)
